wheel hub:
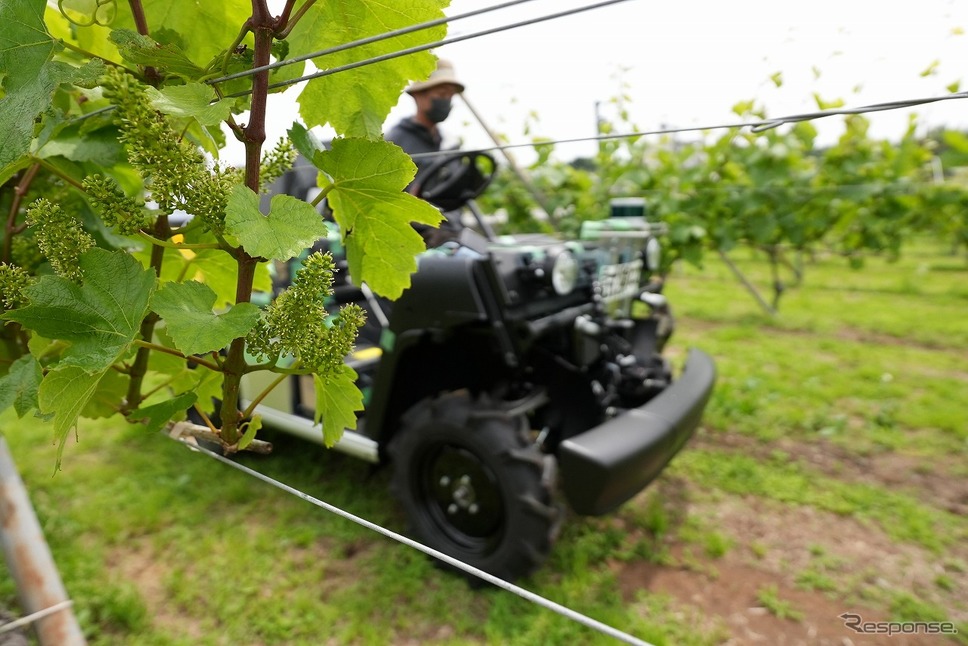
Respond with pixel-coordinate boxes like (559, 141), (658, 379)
(426, 446), (502, 541)
(441, 475), (479, 514)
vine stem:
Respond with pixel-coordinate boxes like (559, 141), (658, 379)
(131, 339), (222, 372)
(127, 0), (160, 85)
(218, 0), (275, 445)
(275, 0), (316, 38)
(124, 213), (175, 412)
(37, 160), (84, 190)
(242, 372), (289, 418)
(2, 163), (40, 264)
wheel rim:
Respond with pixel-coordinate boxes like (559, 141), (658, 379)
(418, 443), (505, 553)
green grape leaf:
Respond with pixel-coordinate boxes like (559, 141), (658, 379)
(287, 0), (446, 138)
(109, 29), (205, 79)
(237, 414), (262, 450)
(225, 185), (327, 261)
(0, 355), (43, 418)
(192, 368), (223, 415)
(37, 123), (123, 165)
(0, 4), (108, 178)
(0, 0), (55, 93)
(312, 365), (362, 447)
(146, 82), (231, 126)
(130, 392), (197, 434)
(4, 249), (156, 372)
(314, 138), (442, 299)
(150, 281), (261, 356)
(189, 248), (273, 309)
(38, 365), (107, 469)
(148, 343), (203, 395)
(81, 368), (127, 419)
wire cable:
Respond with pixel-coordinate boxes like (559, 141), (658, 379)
(208, 0), (543, 85)
(409, 90), (968, 159)
(170, 434), (655, 646)
(224, 0), (632, 97)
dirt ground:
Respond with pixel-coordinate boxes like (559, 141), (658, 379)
(607, 429), (966, 646)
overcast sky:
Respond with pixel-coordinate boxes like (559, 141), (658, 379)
(433, 0), (965, 156)
(249, 0), (966, 164)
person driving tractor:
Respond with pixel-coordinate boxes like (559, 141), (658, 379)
(385, 60), (471, 247)
(386, 59), (464, 178)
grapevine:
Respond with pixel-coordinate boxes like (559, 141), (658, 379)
(0, 0), (449, 460)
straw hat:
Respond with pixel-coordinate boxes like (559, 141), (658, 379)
(405, 59), (465, 94)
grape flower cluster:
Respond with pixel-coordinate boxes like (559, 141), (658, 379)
(100, 67), (234, 233)
(247, 252), (365, 378)
(0, 263), (31, 311)
(83, 175), (152, 235)
(260, 138), (297, 193)
(25, 198), (96, 283)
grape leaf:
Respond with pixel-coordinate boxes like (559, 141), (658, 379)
(312, 365), (363, 447)
(146, 82), (231, 126)
(130, 392), (197, 434)
(150, 280), (261, 356)
(0, 3), (109, 178)
(314, 137), (442, 298)
(0, 0), (55, 93)
(0, 354), (42, 418)
(81, 368), (128, 419)
(287, 0), (447, 138)
(38, 365), (107, 469)
(110, 29), (205, 79)
(4, 249), (156, 372)
(190, 248), (273, 309)
(224, 185), (327, 261)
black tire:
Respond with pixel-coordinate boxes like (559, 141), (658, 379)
(389, 391), (560, 582)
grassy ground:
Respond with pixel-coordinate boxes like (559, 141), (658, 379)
(1, 239), (965, 645)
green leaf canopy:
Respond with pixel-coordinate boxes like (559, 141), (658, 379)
(313, 365), (363, 447)
(288, 0), (448, 139)
(5, 249), (156, 372)
(314, 137), (443, 299)
(0, 0), (105, 181)
(224, 185), (328, 261)
(150, 281), (261, 356)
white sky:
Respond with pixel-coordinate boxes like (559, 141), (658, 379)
(249, 0), (966, 164)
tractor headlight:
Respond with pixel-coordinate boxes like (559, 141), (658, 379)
(551, 250), (579, 295)
(644, 238), (662, 272)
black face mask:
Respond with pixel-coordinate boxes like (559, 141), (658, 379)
(426, 97), (452, 123)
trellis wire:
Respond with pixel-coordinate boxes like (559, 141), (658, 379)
(409, 91), (968, 159)
(173, 436), (655, 646)
(224, 0), (632, 97)
(207, 0), (543, 85)
(0, 600), (73, 635)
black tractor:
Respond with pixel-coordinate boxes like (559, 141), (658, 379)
(240, 151), (716, 581)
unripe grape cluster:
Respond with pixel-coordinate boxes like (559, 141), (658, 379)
(260, 138), (297, 193)
(83, 175), (152, 235)
(0, 264), (31, 310)
(100, 67), (232, 233)
(247, 252), (365, 376)
(25, 198), (95, 282)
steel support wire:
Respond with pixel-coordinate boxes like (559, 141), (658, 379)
(208, 0), (543, 85)
(409, 90), (968, 160)
(224, 0), (632, 97)
(169, 430), (655, 646)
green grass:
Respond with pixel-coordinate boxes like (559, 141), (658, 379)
(1, 237), (966, 643)
(756, 584), (804, 622)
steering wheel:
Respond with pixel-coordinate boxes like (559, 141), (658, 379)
(413, 151), (497, 211)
